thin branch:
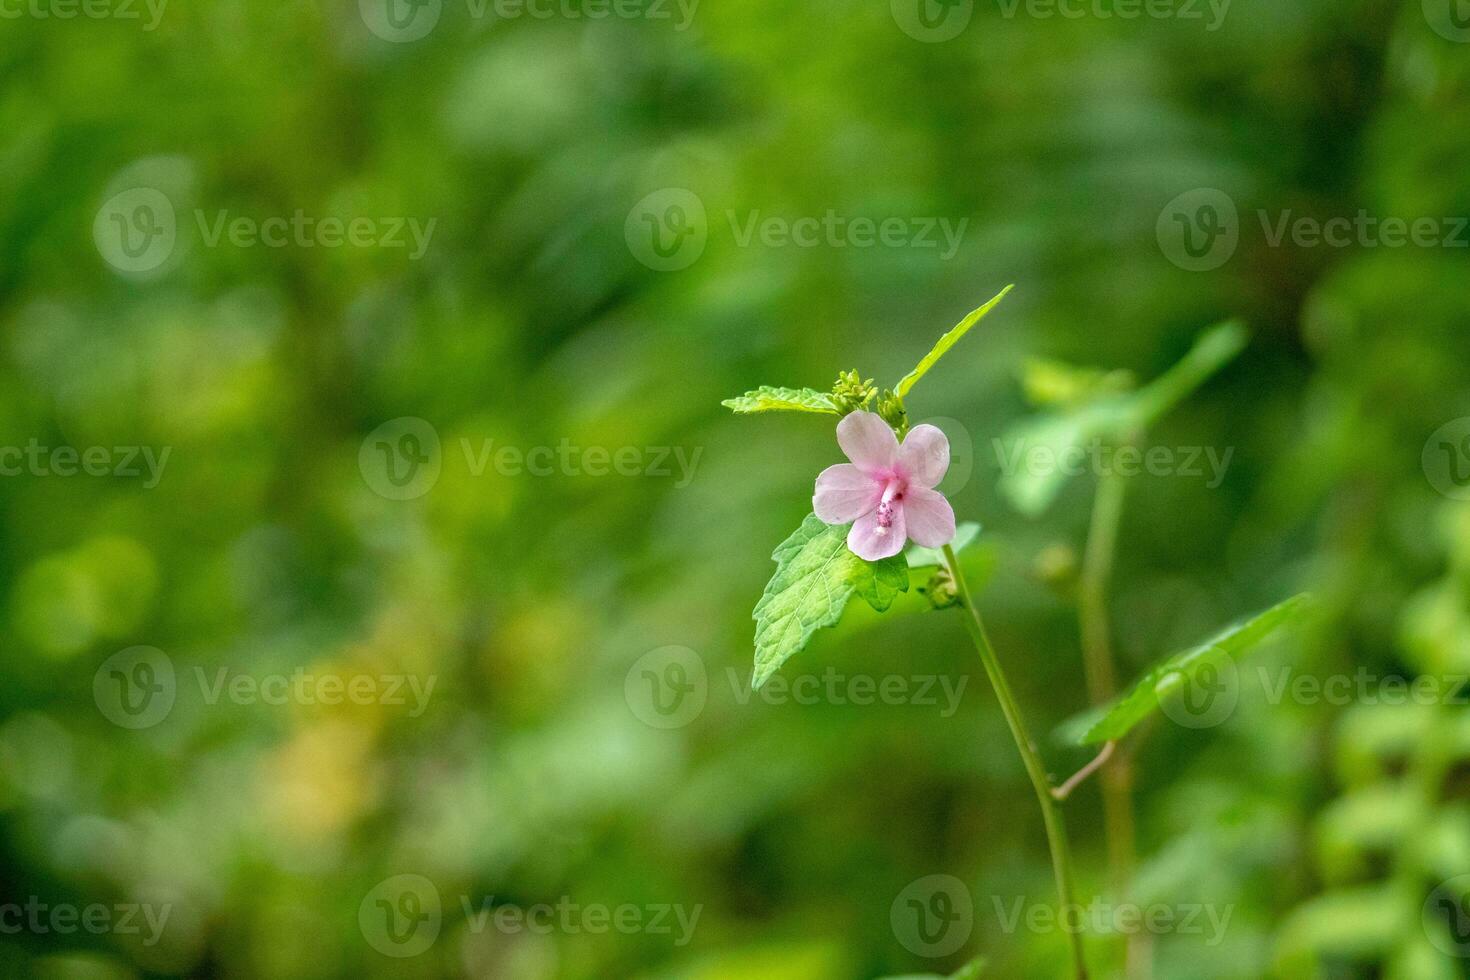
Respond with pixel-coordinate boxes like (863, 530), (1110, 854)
(1051, 741), (1116, 802)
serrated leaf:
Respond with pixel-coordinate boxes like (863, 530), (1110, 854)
(752, 514), (909, 689)
(722, 386), (839, 415)
(906, 521), (982, 568)
(1080, 593), (1311, 744)
(998, 320), (1248, 517)
(895, 286), (1013, 398)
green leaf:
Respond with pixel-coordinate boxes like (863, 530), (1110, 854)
(722, 386), (839, 415)
(752, 514), (909, 689)
(996, 398), (1138, 517)
(1080, 593), (1311, 744)
(906, 521), (982, 568)
(895, 286), (1013, 398)
(1129, 319), (1248, 426)
(877, 956), (986, 980)
(998, 320), (1248, 517)
(1020, 357), (1135, 409)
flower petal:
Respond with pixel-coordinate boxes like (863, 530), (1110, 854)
(902, 486), (956, 548)
(898, 423), (950, 489)
(813, 463), (882, 524)
(848, 506), (906, 561)
(837, 411), (899, 474)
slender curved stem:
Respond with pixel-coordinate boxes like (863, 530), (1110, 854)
(944, 545), (1088, 980)
(1052, 741), (1115, 802)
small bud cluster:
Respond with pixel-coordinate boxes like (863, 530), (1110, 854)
(831, 370), (877, 415)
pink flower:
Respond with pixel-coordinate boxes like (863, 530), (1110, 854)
(813, 411), (957, 561)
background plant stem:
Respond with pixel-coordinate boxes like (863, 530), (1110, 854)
(1079, 465), (1149, 979)
(944, 544), (1089, 980)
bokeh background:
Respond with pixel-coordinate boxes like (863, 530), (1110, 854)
(2, 0), (1470, 976)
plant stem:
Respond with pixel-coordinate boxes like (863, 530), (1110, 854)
(1079, 466), (1148, 979)
(944, 544), (1088, 980)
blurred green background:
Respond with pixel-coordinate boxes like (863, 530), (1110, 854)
(2, 0), (1470, 977)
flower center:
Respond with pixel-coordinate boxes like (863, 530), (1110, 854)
(875, 477), (905, 530)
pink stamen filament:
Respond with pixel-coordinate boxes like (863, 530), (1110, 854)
(876, 478), (905, 529)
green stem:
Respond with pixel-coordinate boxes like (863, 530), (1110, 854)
(944, 545), (1088, 980)
(1079, 467), (1148, 978)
